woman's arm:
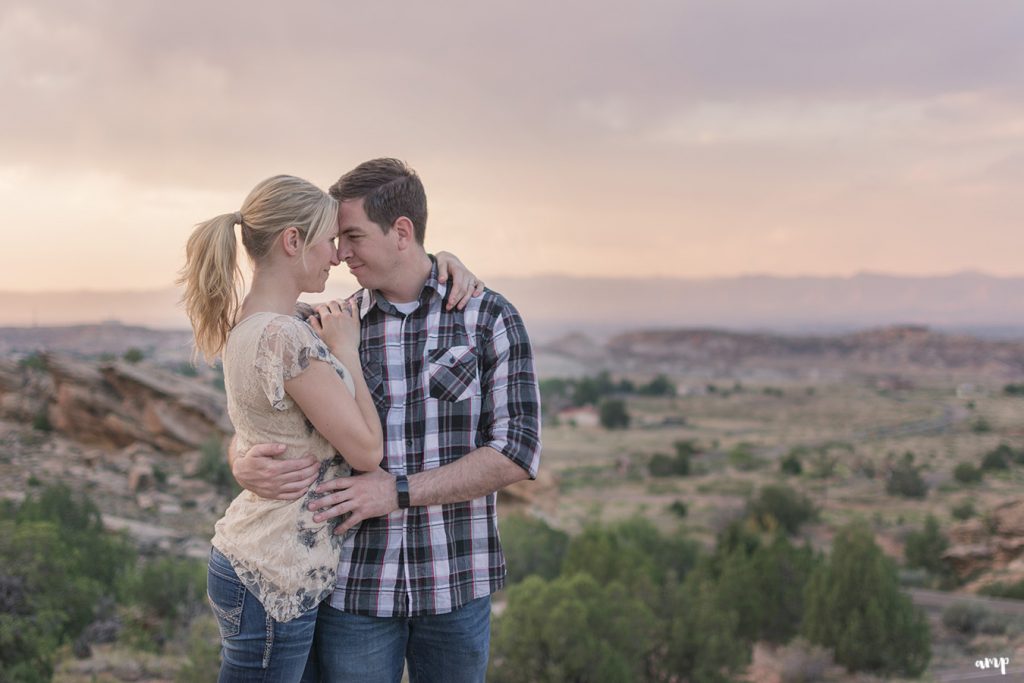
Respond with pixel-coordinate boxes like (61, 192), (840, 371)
(284, 360), (383, 472)
(435, 251), (485, 311)
(294, 299), (383, 472)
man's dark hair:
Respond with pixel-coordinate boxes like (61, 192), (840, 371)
(329, 158), (427, 244)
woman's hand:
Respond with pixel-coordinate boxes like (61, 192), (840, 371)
(308, 298), (360, 356)
(435, 251), (485, 311)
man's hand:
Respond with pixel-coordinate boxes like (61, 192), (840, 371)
(310, 469), (398, 536)
(232, 442), (320, 500)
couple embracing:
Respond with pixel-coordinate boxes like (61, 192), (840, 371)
(179, 158), (541, 682)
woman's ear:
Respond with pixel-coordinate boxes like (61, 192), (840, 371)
(280, 227), (303, 256)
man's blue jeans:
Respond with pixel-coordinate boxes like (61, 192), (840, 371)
(207, 547), (319, 682)
(305, 595), (491, 683)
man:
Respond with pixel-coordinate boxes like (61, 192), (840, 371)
(231, 158), (541, 682)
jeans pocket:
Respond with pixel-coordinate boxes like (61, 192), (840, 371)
(207, 551), (246, 639)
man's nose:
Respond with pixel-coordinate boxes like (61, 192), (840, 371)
(337, 241), (352, 261)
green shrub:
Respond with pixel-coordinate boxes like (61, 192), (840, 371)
(668, 500), (688, 518)
(1003, 383), (1024, 396)
(0, 485), (134, 680)
(971, 417), (992, 433)
(981, 444), (1013, 471)
(802, 522), (930, 677)
(193, 436), (239, 496)
(904, 515), (953, 585)
(598, 399), (630, 430)
(978, 579), (1024, 600)
(18, 352), (47, 371)
(951, 500), (976, 520)
(953, 462), (982, 484)
(648, 449), (690, 477)
(122, 348), (145, 363)
(637, 374), (676, 397)
(941, 602), (990, 635)
(886, 452), (928, 499)
(728, 443), (764, 471)
(780, 451), (803, 476)
(499, 515), (569, 584)
(747, 485), (818, 535)
(31, 411), (52, 432)
(489, 574), (658, 683)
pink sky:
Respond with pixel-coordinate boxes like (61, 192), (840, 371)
(1, 1), (1023, 291)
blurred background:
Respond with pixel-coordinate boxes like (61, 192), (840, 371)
(2, 1), (1024, 681)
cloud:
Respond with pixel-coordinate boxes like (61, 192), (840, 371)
(0, 0), (1023, 289)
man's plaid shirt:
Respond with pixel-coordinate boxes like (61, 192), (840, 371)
(328, 261), (542, 617)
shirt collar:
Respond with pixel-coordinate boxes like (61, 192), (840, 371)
(356, 255), (447, 319)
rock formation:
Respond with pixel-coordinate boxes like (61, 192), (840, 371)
(0, 353), (230, 453)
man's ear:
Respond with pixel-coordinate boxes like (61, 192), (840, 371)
(391, 217), (415, 249)
(280, 227), (303, 256)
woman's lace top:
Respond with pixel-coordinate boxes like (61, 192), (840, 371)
(212, 313), (356, 622)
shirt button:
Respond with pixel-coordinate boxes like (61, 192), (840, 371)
(406, 439), (413, 447)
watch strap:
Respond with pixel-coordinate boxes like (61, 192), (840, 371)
(395, 474), (410, 509)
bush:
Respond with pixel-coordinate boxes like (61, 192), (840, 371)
(971, 417), (992, 433)
(122, 348), (145, 363)
(561, 517), (700, 618)
(802, 522), (930, 677)
(728, 443), (764, 471)
(1004, 383), (1024, 396)
(499, 515), (569, 584)
(193, 436), (240, 496)
(954, 462), (982, 484)
(18, 352), (47, 371)
(981, 444), (1013, 471)
(942, 602), (991, 635)
(666, 569), (750, 682)
(780, 451), (803, 476)
(904, 515), (952, 584)
(489, 574), (658, 683)
(637, 374), (676, 397)
(978, 579), (1024, 600)
(747, 485), (818, 535)
(951, 500), (976, 520)
(886, 452), (928, 499)
(648, 449), (690, 477)
(668, 500), (688, 518)
(31, 411), (52, 432)
(0, 485), (134, 680)
(598, 399), (630, 430)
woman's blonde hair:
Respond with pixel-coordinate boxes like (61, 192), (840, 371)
(178, 175), (338, 362)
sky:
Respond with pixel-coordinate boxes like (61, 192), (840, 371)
(1, 0), (1023, 292)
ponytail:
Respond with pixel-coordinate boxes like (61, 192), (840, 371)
(177, 175), (337, 362)
(177, 213), (242, 362)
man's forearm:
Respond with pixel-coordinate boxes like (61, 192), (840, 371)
(406, 446), (530, 507)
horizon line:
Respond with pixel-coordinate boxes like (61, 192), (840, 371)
(3, 268), (1024, 295)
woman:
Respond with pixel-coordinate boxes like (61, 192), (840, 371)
(178, 175), (480, 681)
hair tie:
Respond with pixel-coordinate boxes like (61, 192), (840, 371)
(233, 211), (243, 226)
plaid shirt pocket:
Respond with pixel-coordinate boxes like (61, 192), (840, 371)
(427, 345), (480, 402)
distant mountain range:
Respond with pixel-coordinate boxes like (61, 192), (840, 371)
(3, 271), (1024, 341)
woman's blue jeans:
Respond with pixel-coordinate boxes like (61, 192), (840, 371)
(207, 547), (318, 682)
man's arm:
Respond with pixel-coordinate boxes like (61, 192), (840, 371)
(311, 446), (528, 532)
(229, 435), (320, 500)
(311, 296), (541, 534)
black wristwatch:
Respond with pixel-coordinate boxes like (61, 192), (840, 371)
(395, 474), (410, 509)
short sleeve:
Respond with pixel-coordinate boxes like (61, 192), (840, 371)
(254, 316), (333, 411)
